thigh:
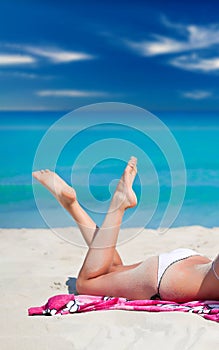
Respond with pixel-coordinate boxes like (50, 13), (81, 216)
(77, 256), (158, 300)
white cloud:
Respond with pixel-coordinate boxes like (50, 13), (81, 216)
(36, 89), (108, 97)
(170, 54), (219, 72)
(125, 20), (219, 56)
(0, 71), (39, 79)
(125, 36), (186, 56)
(4, 43), (94, 63)
(0, 54), (35, 65)
(124, 17), (219, 74)
(22, 46), (94, 63)
(0, 70), (56, 80)
(181, 90), (212, 100)
(0, 105), (66, 111)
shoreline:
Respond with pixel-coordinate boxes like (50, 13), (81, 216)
(1, 224), (219, 254)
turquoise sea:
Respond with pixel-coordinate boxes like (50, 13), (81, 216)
(1, 109), (219, 229)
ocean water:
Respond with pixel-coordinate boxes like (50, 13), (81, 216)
(1, 109), (219, 229)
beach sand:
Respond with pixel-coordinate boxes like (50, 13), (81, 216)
(0, 226), (218, 350)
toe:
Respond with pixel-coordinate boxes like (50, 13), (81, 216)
(128, 156), (137, 167)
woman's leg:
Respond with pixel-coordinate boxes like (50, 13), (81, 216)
(33, 159), (160, 300)
(32, 169), (122, 266)
(76, 157), (139, 286)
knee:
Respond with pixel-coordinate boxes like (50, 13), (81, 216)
(76, 277), (88, 295)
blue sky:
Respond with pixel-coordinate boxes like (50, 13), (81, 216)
(0, 0), (219, 111)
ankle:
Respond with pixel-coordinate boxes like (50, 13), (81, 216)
(61, 197), (78, 210)
(111, 192), (126, 211)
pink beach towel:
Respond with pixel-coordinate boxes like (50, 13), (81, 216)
(28, 294), (219, 322)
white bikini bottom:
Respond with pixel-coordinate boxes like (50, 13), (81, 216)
(151, 248), (200, 300)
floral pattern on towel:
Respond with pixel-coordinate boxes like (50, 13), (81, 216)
(28, 294), (219, 322)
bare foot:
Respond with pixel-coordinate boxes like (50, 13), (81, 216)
(32, 170), (76, 208)
(115, 156), (137, 210)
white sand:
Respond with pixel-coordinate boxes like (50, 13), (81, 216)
(0, 226), (218, 350)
